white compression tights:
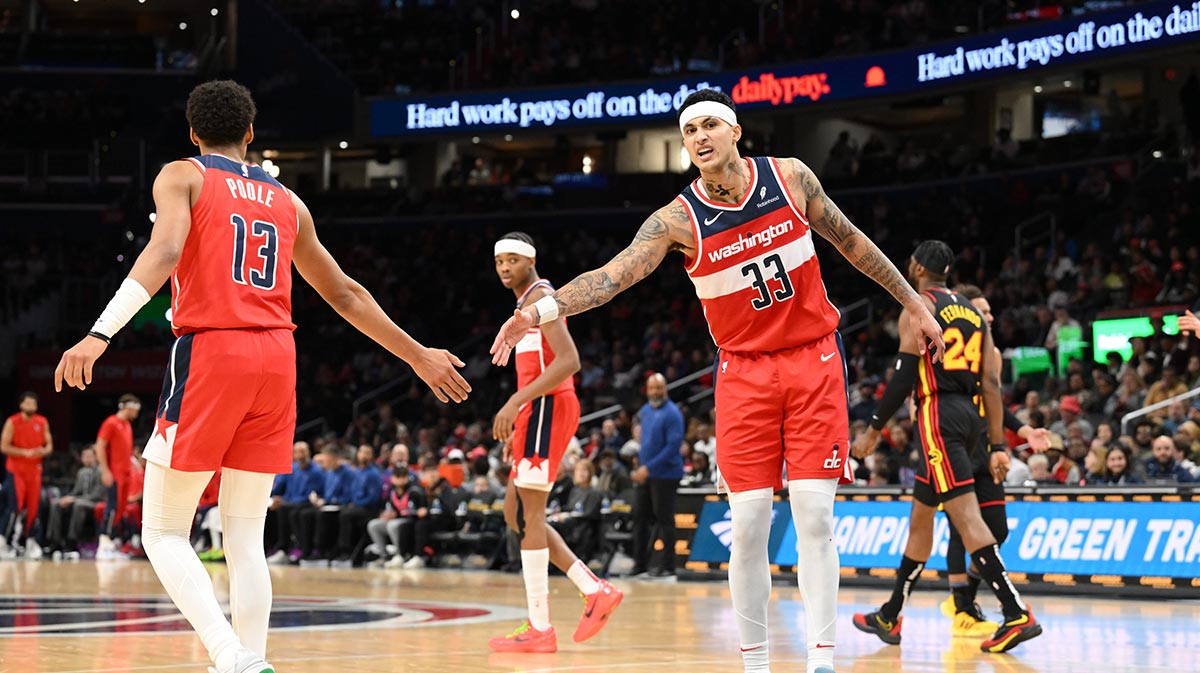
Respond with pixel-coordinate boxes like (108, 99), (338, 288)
(142, 464), (275, 668)
(727, 488), (774, 672)
(788, 478), (839, 672)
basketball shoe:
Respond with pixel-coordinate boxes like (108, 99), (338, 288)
(488, 621), (557, 653)
(207, 648), (274, 673)
(980, 610), (1042, 653)
(951, 601), (999, 638)
(573, 579), (623, 642)
(852, 610), (902, 645)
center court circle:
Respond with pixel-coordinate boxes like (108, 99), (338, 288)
(0, 595), (526, 637)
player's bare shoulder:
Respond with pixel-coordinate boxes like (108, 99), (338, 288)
(775, 157), (821, 211)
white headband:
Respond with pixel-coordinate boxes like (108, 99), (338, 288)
(494, 239), (536, 259)
(678, 101), (738, 134)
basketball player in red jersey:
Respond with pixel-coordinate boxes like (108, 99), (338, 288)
(54, 80), (470, 673)
(93, 394), (141, 557)
(1, 391), (52, 556)
(489, 232), (623, 653)
(491, 89), (945, 673)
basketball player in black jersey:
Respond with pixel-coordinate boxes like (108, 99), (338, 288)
(849, 241), (1042, 653)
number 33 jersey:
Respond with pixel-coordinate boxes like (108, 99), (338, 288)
(171, 154), (298, 336)
(678, 156), (840, 353)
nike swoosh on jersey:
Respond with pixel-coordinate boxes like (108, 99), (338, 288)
(820, 352), (835, 362)
(703, 213), (723, 226)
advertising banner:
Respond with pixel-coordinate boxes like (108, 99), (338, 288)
(371, 0), (1200, 138)
(689, 498), (1200, 578)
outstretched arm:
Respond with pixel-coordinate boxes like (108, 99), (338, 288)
(291, 194), (470, 404)
(783, 159), (944, 361)
(490, 200), (692, 365)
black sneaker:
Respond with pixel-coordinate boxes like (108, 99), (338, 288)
(852, 610), (902, 645)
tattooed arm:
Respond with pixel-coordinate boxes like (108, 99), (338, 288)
(490, 200), (692, 365)
(783, 158), (945, 360)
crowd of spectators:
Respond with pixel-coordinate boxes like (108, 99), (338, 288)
(279, 0), (1048, 96)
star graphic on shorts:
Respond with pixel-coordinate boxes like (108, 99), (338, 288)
(153, 418), (176, 442)
(524, 452), (545, 471)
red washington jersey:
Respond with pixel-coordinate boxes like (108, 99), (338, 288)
(6, 413), (48, 470)
(171, 154), (298, 336)
(678, 156), (840, 353)
(514, 280), (576, 396)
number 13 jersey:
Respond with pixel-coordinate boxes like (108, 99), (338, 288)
(678, 156), (840, 353)
(171, 154), (298, 336)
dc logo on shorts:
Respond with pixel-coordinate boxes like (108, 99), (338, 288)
(823, 444), (843, 470)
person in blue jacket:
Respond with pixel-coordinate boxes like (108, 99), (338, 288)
(630, 373), (685, 580)
(332, 444), (384, 564)
(294, 445), (356, 562)
(266, 441), (324, 562)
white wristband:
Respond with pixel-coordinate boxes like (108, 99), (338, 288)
(532, 295), (560, 325)
(91, 278), (152, 339)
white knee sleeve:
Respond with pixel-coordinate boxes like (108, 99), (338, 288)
(788, 478), (838, 672)
(727, 488), (774, 651)
(218, 468), (275, 659)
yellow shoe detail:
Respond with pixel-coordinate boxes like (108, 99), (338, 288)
(952, 611), (1000, 638)
(940, 595), (956, 618)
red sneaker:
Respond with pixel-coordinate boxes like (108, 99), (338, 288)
(488, 621), (558, 653)
(573, 579), (624, 642)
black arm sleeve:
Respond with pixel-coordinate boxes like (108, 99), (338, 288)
(870, 353), (920, 431)
(1003, 407), (1024, 434)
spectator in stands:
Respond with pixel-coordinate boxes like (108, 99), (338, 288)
(1049, 396), (1093, 442)
(620, 423), (641, 463)
(1045, 433), (1082, 485)
(600, 419), (625, 453)
(630, 373), (683, 581)
(1044, 306), (1081, 353)
(1083, 446), (1110, 484)
(1004, 445), (1032, 487)
(332, 445), (385, 565)
(46, 446), (107, 557)
(1130, 419), (1157, 459)
(1144, 435), (1195, 483)
(596, 449), (632, 497)
(1097, 445), (1142, 485)
(1161, 400), (1189, 436)
(849, 380), (878, 423)
(692, 423), (715, 460)
(548, 459), (604, 562)
(294, 446), (355, 563)
(267, 442), (324, 564)
(1015, 391), (1040, 425)
(368, 466), (426, 568)
(682, 451), (714, 488)
(1172, 438), (1200, 481)
(1026, 454), (1055, 485)
(1145, 368), (1188, 423)
(1108, 370), (1147, 420)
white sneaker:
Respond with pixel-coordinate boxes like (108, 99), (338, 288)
(98, 535), (117, 553)
(0, 535), (8, 552)
(266, 550), (289, 565)
(208, 648), (275, 673)
(402, 555), (426, 569)
(25, 539), (43, 560)
(384, 555), (406, 569)
(63, 551), (81, 562)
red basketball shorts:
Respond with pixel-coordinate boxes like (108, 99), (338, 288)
(143, 328), (296, 474)
(510, 391), (580, 492)
(713, 330), (852, 493)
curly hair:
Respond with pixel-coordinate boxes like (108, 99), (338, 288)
(186, 80), (257, 146)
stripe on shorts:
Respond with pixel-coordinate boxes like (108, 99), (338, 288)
(156, 333), (195, 423)
(522, 395), (555, 459)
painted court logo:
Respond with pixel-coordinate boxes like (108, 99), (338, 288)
(0, 595), (524, 636)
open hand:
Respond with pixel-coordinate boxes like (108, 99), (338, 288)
(989, 450), (1011, 484)
(1025, 427), (1051, 453)
(54, 335), (109, 392)
(908, 304), (945, 362)
(1180, 310), (1200, 339)
(851, 426), (881, 459)
(412, 347), (470, 403)
(492, 399), (520, 442)
(490, 308), (536, 366)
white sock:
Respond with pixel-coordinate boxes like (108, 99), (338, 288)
(141, 464), (243, 668)
(728, 488), (773, 672)
(788, 479), (839, 673)
(566, 559), (601, 595)
(521, 547), (551, 631)
(219, 468), (275, 658)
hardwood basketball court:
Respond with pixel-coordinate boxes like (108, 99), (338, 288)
(0, 560), (1194, 672)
